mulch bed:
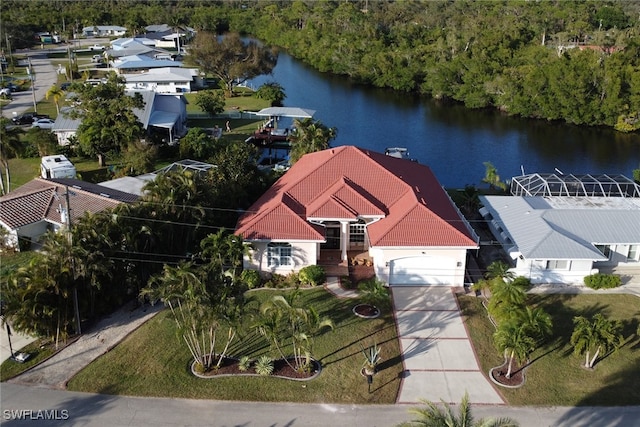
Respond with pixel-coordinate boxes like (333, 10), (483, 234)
(490, 360), (527, 387)
(197, 357), (320, 380)
(353, 303), (380, 318)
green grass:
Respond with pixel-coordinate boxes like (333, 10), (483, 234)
(7, 157), (105, 189)
(0, 338), (58, 382)
(458, 293), (640, 406)
(67, 287), (402, 403)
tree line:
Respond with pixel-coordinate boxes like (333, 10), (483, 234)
(3, 1), (640, 131)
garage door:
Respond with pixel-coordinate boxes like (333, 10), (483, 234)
(389, 256), (454, 286)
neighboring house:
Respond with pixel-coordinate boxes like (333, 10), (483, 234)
(122, 67), (202, 93)
(107, 38), (168, 59)
(52, 90), (188, 145)
(235, 146), (479, 286)
(99, 159), (216, 196)
(82, 25), (127, 37)
(0, 177), (138, 250)
(144, 24), (195, 50)
(479, 173), (640, 284)
(111, 55), (183, 74)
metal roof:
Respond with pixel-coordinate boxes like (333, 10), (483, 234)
(480, 195), (640, 260)
(254, 107), (316, 118)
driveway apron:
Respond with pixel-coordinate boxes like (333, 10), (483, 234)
(392, 286), (504, 405)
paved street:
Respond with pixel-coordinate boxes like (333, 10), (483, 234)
(2, 383), (640, 427)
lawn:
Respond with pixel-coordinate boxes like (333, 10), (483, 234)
(458, 293), (640, 406)
(7, 157), (106, 190)
(67, 287), (403, 403)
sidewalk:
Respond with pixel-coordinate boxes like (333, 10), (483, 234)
(8, 301), (162, 389)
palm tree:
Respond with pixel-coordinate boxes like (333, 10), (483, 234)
(482, 161), (507, 192)
(0, 117), (23, 195)
(570, 314), (624, 369)
(494, 321), (536, 379)
(518, 306), (553, 344)
(400, 392), (519, 427)
(256, 291), (333, 372)
(46, 84), (64, 114)
(288, 118), (337, 163)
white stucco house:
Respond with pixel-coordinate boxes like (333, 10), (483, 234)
(235, 146), (479, 286)
(82, 25), (127, 37)
(122, 67), (201, 93)
(479, 173), (640, 284)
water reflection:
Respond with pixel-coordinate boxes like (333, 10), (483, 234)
(249, 52), (640, 188)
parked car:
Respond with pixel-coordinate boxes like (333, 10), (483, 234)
(31, 118), (56, 130)
(60, 82), (71, 91)
(0, 88), (11, 97)
(12, 113), (49, 125)
(91, 55), (103, 63)
(89, 44), (105, 51)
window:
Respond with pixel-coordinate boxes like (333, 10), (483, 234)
(595, 245), (611, 259)
(267, 243), (292, 267)
(628, 245), (639, 261)
(546, 260), (569, 270)
(350, 221), (365, 243)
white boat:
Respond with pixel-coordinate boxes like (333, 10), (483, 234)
(385, 147), (409, 159)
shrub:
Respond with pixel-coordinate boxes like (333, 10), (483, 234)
(241, 269), (261, 289)
(193, 362), (205, 374)
(340, 276), (353, 289)
(358, 278), (390, 310)
(254, 355), (274, 376)
(584, 273), (622, 289)
(298, 265), (326, 287)
(238, 356), (251, 372)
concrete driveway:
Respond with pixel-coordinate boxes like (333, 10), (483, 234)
(392, 286), (504, 405)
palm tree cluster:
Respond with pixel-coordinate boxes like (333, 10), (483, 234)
(140, 230), (249, 371)
(254, 290), (333, 373)
(570, 313), (624, 369)
(477, 261), (553, 379)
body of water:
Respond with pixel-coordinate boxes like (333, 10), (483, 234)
(249, 53), (640, 188)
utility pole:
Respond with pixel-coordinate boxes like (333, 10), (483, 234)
(63, 186), (81, 335)
(27, 57), (37, 113)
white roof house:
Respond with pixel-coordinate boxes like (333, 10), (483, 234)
(52, 90), (187, 146)
(479, 191), (640, 285)
(122, 67), (201, 93)
(82, 25), (127, 37)
(111, 55), (182, 74)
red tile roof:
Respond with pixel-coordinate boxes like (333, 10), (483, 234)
(235, 146), (477, 248)
(0, 178), (135, 230)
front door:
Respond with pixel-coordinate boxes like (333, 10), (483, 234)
(322, 227), (341, 250)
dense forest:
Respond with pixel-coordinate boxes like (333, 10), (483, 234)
(3, 0), (640, 132)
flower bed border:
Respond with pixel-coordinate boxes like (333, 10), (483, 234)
(191, 357), (322, 382)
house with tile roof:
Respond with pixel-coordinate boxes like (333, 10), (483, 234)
(235, 146), (479, 286)
(479, 190), (640, 285)
(0, 178), (138, 250)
